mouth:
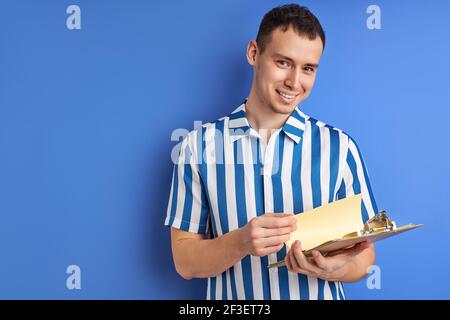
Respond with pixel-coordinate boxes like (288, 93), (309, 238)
(276, 89), (299, 104)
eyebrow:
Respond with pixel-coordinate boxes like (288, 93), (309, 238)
(273, 53), (319, 68)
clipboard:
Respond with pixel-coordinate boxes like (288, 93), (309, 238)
(267, 195), (423, 269)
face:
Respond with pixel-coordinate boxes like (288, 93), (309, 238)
(247, 26), (323, 115)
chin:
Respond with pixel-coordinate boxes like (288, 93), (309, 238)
(271, 101), (298, 115)
(269, 92), (303, 114)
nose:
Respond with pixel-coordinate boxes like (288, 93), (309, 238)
(284, 68), (302, 92)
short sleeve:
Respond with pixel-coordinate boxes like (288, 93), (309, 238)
(337, 135), (379, 223)
(164, 131), (210, 234)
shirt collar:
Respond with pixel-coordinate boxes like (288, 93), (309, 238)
(227, 101), (308, 144)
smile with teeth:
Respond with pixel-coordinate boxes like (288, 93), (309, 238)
(276, 89), (298, 100)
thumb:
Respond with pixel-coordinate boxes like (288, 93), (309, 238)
(348, 241), (371, 256)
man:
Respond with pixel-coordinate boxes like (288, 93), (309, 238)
(165, 4), (378, 300)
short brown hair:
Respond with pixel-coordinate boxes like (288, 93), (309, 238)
(256, 4), (326, 54)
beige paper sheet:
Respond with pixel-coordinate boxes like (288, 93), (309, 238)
(286, 194), (364, 251)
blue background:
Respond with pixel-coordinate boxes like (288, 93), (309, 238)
(1, 0), (449, 299)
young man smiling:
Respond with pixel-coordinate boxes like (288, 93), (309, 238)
(165, 4), (378, 300)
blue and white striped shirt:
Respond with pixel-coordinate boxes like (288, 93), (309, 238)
(165, 101), (378, 300)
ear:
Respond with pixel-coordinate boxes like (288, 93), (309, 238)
(246, 40), (258, 66)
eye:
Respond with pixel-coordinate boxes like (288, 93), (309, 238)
(304, 66), (315, 73)
(277, 60), (290, 68)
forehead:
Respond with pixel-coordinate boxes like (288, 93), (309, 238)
(263, 27), (323, 64)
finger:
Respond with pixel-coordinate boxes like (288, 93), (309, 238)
(257, 234), (290, 247)
(289, 242), (301, 270)
(260, 243), (284, 256)
(264, 213), (294, 217)
(260, 225), (296, 237)
(257, 215), (297, 229)
(259, 216), (297, 229)
(359, 241), (371, 250)
(284, 250), (292, 271)
(293, 241), (324, 275)
(327, 241), (370, 258)
(311, 250), (328, 270)
(325, 247), (350, 257)
(345, 241), (371, 256)
(289, 242), (312, 275)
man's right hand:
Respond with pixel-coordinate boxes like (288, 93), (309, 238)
(240, 213), (297, 257)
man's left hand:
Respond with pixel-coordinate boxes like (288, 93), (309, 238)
(284, 240), (372, 282)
